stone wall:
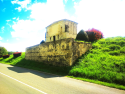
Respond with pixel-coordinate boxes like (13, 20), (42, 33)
(25, 38), (92, 66)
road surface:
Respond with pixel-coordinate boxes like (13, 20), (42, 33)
(0, 63), (125, 94)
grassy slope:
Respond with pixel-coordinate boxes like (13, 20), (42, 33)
(0, 36), (125, 90)
(69, 36), (125, 89)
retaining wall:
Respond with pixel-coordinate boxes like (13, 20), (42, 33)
(25, 38), (92, 66)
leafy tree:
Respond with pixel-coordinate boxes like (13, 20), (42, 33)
(0, 47), (8, 56)
(85, 28), (104, 42)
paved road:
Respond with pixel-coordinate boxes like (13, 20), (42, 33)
(0, 63), (125, 94)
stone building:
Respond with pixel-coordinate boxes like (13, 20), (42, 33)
(25, 19), (92, 66)
(45, 19), (78, 42)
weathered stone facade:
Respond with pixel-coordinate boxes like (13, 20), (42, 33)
(25, 38), (92, 66)
(45, 19), (78, 42)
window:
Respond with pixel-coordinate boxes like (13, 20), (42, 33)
(53, 36), (55, 41)
(65, 25), (69, 32)
(50, 37), (51, 41)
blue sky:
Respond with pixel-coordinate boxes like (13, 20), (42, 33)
(0, 0), (125, 52)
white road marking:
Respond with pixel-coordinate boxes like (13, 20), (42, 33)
(0, 72), (47, 94)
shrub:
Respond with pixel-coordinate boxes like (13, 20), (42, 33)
(120, 47), (125, 54)
(8, 51), (15, 55)
(85, 28), (104, 42)
(76, 29), (89, 41)
(101, 48), (111, 52)
(3, 55), (10, 59)
(40, 40), (45, 44)
(108, 44), (121, 51)
(92, 43), (101, 49)
(98, 39), (106, 44)
(13, 52), (22, 57)
(108, 51), (120, 56)
(119, 40), (125, 47)
(0, 47), (8, 56)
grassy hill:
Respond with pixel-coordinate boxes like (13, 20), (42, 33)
(70, 36), (125, 86)
(0, 36), (125, 90)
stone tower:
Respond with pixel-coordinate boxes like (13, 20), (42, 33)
(45, 19), (78, 42)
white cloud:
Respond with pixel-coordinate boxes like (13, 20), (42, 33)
(2, 26), (4, 30)
(0, 36), (3, 40)
(0, 38), (39, 52)
(6, 20), (11, 22)
(17, 0), (31, 8)
(13, 17), (16, 19)
(6, 23), (11, 27)
(0, 41), (27, 52)
(11, 19), (45, 38)
(1, 0), (3, 2)
(11, 0), (18, 4)
(16, 38), (20, 40)
(16, 17), (19, 20)
(74, 0), (125, 38)
(0, 26), (4, 33)
(11, 0), (31, 11)
(6, 20), (11, 27)
(28, 0), (73, 24)
(15, 7), (21, 12)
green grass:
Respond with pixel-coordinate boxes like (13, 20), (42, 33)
(0, 36), (125, 90)
(0, 52), (71, 76)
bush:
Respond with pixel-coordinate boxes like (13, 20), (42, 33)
(76, 29), (89, 41)
(85, 28), (104, 42)
(101, 48), (111, 52)
(92, 43), (101, 49)
(8, 51), (15, 55)
(40, 40), (45, 44)
(3, 55), (10, 59)
(119, 40), (125, 47)
(108, 51), (120, 56)
(108, 44), (121, 51)
(120, 47), (125, 53)
(13, 52), (22, 57)
(0, 47), (8, 56)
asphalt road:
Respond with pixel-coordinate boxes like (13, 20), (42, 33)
(0, 63), (125, 94)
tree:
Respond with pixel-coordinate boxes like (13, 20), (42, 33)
(76, 29), (89, 41)
(85, 28), (104, 42)
(8, 51), (14, 55)
(0, 47), (8, 56)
